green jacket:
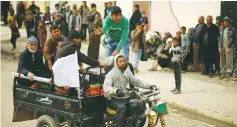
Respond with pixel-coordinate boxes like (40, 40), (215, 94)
(102, 15), (129, 51)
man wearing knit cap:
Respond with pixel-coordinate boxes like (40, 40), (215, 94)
(216, 16), (223, 29)
(219, 16), (236, 80)
(17, 36), (51, 87)
(55, 30), (107, 70)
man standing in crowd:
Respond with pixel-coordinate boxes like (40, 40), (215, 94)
(68, 7), (81, 32)
(64, 4), (72, 24)
(16, 1), (26, 29)
(52, 13), (69, 37)
(34, 7), (43, 35)
(29, 1), (37, 15)
(203, 15), (219, 77)
(52, 3), (60, 21)
(80, 1), (90, 41)
(129, 4), (142, 34)
(44, 26), (65, 71)
(180, 26), (191, 72)
(88, 3), (101, 35)
(219, 16), (236, 80)
(25, 13), (35, 38)
(88, 13), (102, 60)
(44, 6), (51, 22)
(95, 6), (130, 61)
(216, 16), (223, 29)
(104, 2), (112, 19)
(131, 23), (146, 73)
(193, 16), (207, 73)
(104, 2), (108, 19)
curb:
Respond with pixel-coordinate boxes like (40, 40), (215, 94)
(165, 99), (237, 127)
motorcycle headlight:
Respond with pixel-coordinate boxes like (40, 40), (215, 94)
(148, 95), (155, 101)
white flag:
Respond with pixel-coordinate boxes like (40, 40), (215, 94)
(52, 51), (80, 87)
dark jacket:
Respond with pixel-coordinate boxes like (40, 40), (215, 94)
(55, 37), (100, 66)
(204, 23), (219, 63)
(219, 26), (236, 48)
(129, 10), (142, 32)
(17, 49), (49, 76)
(24, 19), (35, 37)
(53, 20), (69, 37)
(194, 24), (207, 44)
(194, 23), (207, 62)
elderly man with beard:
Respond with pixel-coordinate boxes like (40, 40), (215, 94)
(17, 36), (51, 87)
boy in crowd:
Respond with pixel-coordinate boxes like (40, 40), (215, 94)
(139, 11), (148, 27)
(169, 38), (187, 94)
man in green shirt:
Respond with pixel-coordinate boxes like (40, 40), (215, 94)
(95, 6), (130, 61)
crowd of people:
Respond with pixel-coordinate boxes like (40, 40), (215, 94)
(127, 5), (237, 84)
(2, 2), (237, 91)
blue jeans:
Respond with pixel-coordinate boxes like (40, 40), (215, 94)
(133, 49), (143, 69)
(104, 38), (130, 62)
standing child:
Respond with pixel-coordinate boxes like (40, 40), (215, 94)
(169, 37), (187, 94)
(37, 20), (47, 52)
(9, 20), (20, 50)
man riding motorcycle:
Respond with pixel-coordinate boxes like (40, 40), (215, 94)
(103, 54), (156, 126)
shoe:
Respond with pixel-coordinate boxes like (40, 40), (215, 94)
(170, 88), (176, 92)
(201, 72), (208, 75)
(173, 90), (181, 94)
(232, 77), (237, 81)
(219, 74), (225, 80)
(209, 73), (214, 78)
(224, 74), (231, 81)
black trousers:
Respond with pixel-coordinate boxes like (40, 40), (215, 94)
(17, 15), (23, 28)
(173, 62), (182, 90)
(81, 24), (88, 40)
(10, 35), (17, 48)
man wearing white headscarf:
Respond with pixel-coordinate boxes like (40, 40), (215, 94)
(149, 38), (173, 71)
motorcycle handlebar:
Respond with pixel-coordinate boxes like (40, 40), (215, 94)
(140, 90), (153, 96)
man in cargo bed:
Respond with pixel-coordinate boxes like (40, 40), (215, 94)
(17, 36), (51, 87)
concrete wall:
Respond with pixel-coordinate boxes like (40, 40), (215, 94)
(150, 1), (221, 36)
